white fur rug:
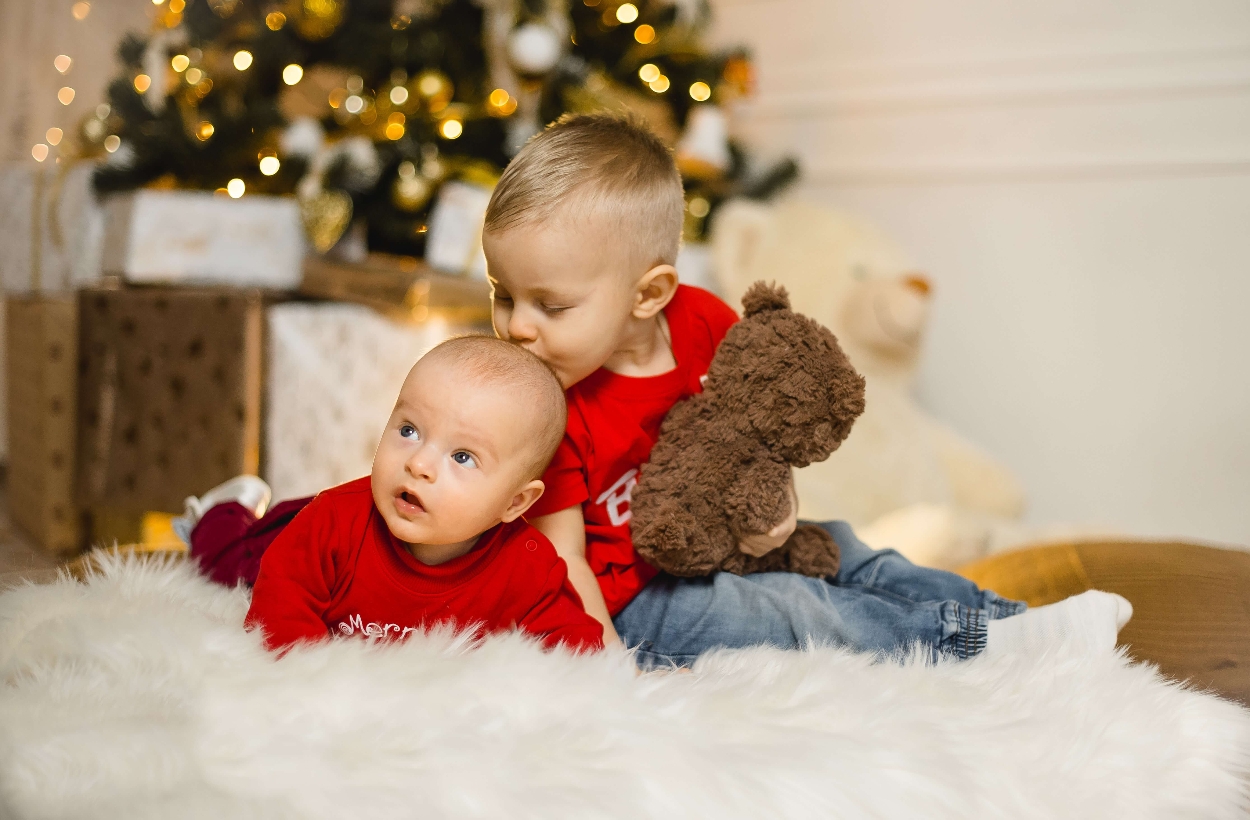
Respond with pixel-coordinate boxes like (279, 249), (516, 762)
(1, 556), (1247, 820)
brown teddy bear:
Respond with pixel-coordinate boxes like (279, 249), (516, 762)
(630, 281), (866, 577)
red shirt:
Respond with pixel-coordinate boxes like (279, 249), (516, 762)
(245, 477), (604, 652)
(529, 285), (740, 615)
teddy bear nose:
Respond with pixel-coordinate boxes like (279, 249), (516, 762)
(903, 274), (932, 297)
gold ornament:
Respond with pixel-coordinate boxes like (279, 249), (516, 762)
(77, 109), (110, 156)
(279, 64), (349, 120)
(301, 189), (353, 253)
(292, 0), (346, 41)
(207, 0), (240, 17)
(722, 56), (755, 97)
(415, 70), (453, 111)
(563, 71), (678, 143)
(392, 161), (433, 212)
(682, 193), (712, 241)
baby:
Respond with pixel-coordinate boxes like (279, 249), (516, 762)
(239, 335), (603, 653)
(481, 113), (1132, 665)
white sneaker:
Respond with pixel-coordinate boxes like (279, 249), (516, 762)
(171, 475), (272, 546)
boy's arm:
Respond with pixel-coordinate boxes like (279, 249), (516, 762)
(737, 471), (799, 557)
(530, 506), (622, 647)
(244, 504), (337, 651)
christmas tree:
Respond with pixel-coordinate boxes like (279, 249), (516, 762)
(91, 0), (795, 259)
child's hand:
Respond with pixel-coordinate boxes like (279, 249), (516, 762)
(737, 473), (798, 557)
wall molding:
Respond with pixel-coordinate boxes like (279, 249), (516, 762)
(797, 157), (1250, 186)
(743, 46), (1250, 116)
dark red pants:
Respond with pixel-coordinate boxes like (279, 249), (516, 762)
(189, 496), (312, 587)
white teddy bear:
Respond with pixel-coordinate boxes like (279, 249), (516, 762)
(710, 199), (1026, 569)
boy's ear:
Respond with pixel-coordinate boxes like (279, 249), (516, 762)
(501, 479), (545, 523)
(632, 264), (679, 320)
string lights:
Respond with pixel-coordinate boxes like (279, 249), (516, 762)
(33, 6), (89, 161)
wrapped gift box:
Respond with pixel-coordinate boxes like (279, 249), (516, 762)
(0, 162), (106, 295)
(0, 163), (105, 464)
(101, 190), (306, 289)
(300, 253), (492, 325)
(5, 296), (83, 555)
(76, 286), (270, 513)
(264, 303), (479, 502)
(424, 180), (491, 278)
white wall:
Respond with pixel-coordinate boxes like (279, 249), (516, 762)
(710, 0), (1250, 545)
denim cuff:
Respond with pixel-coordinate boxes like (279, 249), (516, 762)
(939, 603), (987, 660)
(981, 590), (1028, 620)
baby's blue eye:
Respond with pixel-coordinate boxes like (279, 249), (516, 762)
(452, 451), (477, 468)
(399, 424), (418, 439)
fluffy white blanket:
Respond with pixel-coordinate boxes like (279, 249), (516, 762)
(1, 556), (1247, 820)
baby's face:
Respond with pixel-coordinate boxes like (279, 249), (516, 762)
(371, 356), (536, 550)
(484, 217), (638, 388)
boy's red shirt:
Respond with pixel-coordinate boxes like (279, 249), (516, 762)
(529, 285), (740, 615)
(244, 477), (604, 652)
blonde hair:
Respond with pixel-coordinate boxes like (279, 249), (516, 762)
(421, 335), (567, 479)
(484, 113), (685, 269)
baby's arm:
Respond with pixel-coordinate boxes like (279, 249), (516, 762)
(530, 506), (622, 647)
(244, 505), (336, 651)
(519, 560), (606, 652)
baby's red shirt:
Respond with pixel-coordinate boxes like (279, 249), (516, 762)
(529, 285), (740, 615)
(244, 477), (604, 652)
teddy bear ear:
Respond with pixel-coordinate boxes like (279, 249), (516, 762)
(741, 281), (791, 317)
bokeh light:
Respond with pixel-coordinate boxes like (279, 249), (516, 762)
(440, 119), (463, 139)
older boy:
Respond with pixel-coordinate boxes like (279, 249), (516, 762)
(482, 114), (1130, 666)
(241, 336), (603, 653)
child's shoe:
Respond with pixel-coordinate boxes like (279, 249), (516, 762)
(171, 475), (272, 545)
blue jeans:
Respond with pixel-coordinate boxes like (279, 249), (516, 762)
(614, 520), (1026, 669)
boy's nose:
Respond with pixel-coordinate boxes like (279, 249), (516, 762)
(506, 310), (538, 343)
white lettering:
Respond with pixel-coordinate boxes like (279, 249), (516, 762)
(337, 613), (365, 636)
(336, 614), (416, 641)
(595, 468), (638, 527)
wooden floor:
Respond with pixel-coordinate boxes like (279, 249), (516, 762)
(962, 540), (1250, 706)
